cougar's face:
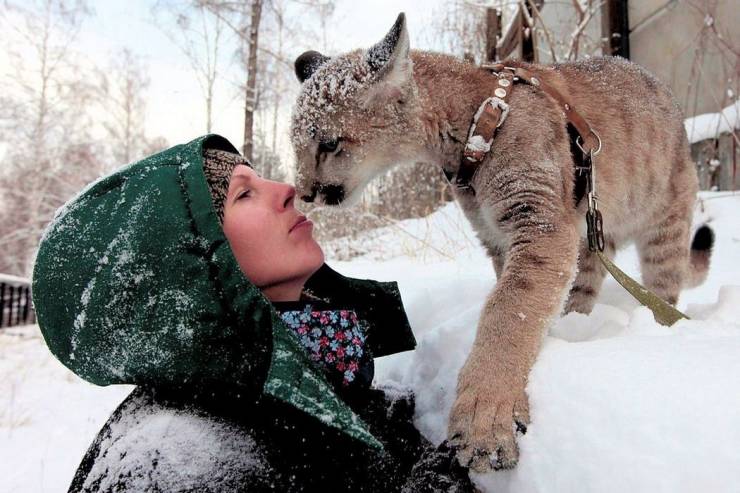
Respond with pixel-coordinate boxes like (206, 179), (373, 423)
(292, 69), (418, 206)
(291, 13), (417, 207)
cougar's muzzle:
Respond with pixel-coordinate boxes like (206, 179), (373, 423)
(320, 184), (345, 205)
(301, 184), (318, 203)
(301, 182), (346, 205)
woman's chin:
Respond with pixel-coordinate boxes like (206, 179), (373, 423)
(309, 243), (325, 271)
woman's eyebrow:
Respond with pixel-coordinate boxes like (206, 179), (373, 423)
(227, 173), (252, 200)
(229, 172), (255, 191)
(231, 174), (251, 184)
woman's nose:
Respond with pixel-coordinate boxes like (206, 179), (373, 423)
(272, 181), (295, 210)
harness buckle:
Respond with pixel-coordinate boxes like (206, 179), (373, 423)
(491, 97), (511, 128)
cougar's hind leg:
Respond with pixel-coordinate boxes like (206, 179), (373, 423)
(564, 237), (616, 314)
(636, 211), (692, 306)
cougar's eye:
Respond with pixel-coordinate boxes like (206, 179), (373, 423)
(319, 138), (340, 154)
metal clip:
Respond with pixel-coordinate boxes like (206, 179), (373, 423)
(576, 129), (603, 156)
(586, 209), (604, 252)
(455, 182), (475, 194)
(584, 149), (604, 252)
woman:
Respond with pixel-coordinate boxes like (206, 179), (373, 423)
(32, 135), (474, 492)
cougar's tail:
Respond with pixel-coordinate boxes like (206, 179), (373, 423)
(686, 225), (714, 288)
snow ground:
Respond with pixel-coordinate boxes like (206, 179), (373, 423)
(2, 192), (739, 492)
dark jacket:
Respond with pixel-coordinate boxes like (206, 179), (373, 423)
(32, 135), (473, 492)
(67, 372), (434, 491)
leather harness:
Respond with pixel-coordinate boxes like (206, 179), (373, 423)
(447, 63), (690, 326)
(451, 63), (602, 209)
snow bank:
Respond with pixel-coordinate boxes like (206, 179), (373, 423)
(0, 273), (30, 286)
(333, 192), (740, 492)
(684, 99), (739, 144)
(2, 193), (739, 492)
(0, 326), (132, 491)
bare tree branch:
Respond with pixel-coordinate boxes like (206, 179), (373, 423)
(526, 0), (558, 62)
(565, 0), (604, 60)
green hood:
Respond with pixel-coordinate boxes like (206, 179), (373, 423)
(32, 135), (415, 449)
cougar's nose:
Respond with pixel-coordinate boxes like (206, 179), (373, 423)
(301, 183), (319, 203)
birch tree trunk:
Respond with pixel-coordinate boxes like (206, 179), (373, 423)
(242, 0), (262, 160)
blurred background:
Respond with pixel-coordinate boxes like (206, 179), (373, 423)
(0, 0), (737, 326)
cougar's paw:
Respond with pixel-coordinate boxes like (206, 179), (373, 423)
(448, 374), (530, 473)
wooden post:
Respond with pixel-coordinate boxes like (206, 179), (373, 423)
(497, 8), (523, 60)
(0, 284), (5, 328)
(485, 8), (501, 62)
(602, 0), (630, 58)
(734, 132), (738, 191)
(691, 140), (713, 190)
(718, 134), (735, 191)
(9, 286), (16, 326)
(15, 286), (21, 325)
(521, 2), (536, 62)
(22, 287), (30, 324)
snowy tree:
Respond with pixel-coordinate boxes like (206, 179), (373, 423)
(424, 0), (491, 63)
(101, 49), (167, 165)
(424, 0), (605, 65)
(154, 0), (227, 134)
(0, 0), (105, 276)
(199, 0), (334, 168)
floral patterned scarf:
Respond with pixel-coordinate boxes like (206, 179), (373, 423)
(276, 304), (373, 389)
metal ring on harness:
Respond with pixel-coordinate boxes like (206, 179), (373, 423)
(575, 130), (602, 156)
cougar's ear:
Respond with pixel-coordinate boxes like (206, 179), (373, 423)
(366, 13), (411, 83)
(295, 50), (330, 83)
(363, 13), (413, 107)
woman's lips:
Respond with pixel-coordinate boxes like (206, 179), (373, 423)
(290, 215), (312, 233)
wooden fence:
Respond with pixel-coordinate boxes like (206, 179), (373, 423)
(0, 274), (35, 328)
(692, 133), (738, 191)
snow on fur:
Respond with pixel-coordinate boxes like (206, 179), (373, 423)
(291, 51), (374, 147)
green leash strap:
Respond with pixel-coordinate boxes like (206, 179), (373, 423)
(578, 141), (688, 327)
(595, 251), (689, 326)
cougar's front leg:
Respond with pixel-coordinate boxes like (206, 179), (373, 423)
(449, 196), (579, 472)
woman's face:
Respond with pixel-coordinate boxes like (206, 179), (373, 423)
(222, 165), (324, 301)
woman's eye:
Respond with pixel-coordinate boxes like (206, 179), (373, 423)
(237, 189), (251, 200)
(319, 138), (340, 154)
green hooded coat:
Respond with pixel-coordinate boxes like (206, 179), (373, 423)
(32, 135), (416, 448)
